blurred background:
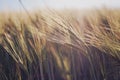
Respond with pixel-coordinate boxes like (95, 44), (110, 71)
(0, 0), (120, 11)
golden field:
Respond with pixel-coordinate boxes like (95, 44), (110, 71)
(0, 8), (120, 80)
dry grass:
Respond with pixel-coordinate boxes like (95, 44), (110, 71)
(0, 8), (120, 80)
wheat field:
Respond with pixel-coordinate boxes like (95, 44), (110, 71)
(0, 8), (120, 80)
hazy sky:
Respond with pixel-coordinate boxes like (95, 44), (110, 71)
(0, 0), (120, 10)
